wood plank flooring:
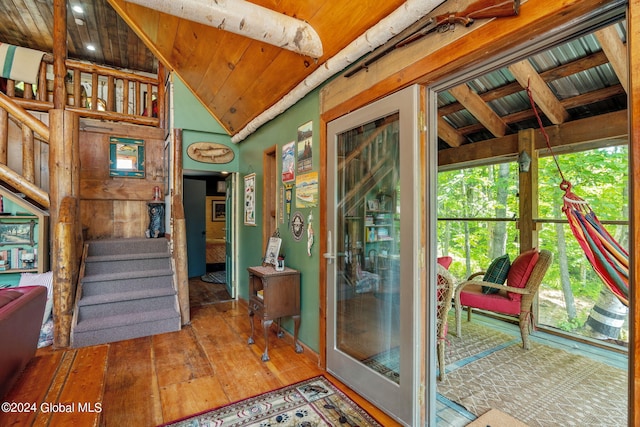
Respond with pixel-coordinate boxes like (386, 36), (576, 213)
(0, 280), (400, 427)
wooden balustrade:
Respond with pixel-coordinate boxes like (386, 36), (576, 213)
(1, 58), (162, 127)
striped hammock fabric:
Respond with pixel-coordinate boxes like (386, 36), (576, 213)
(0, 43), (46, 85)
(562, 182), (629, 306)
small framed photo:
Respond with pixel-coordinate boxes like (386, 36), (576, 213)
(263, 237), (282, 267)
(217, 180), (226, 193)
(212, 201), (225, 222)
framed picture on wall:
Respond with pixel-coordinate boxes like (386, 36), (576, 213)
(212, 200), (225, 222)
(263, 236), (281, 267)
(244, 173), (256, 226)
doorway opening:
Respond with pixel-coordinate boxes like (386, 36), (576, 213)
(184, 171), (236, 304)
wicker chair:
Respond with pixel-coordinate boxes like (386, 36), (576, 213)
(454, 249), (553, 350)
(436, 264), (455, 381)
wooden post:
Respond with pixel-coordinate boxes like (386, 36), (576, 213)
(22, 125), (35, 183)
(37, 62), (47, 102)
(628, 0), (639, 424)
(171, 128), (189, 324)
(54, 197), (77, 348)
(51, 0), (81, 348)
(517, 128), (538, 252)
(0, 107), (7, 165)
(157, 63), (166, 130)
(107, 75), (115, 111)
(52, 0), (65, 112)
(50, 108), (80, 348)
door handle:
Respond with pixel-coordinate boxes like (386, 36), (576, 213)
(323, 231), (335, 264)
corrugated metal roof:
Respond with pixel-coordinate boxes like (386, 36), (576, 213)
(438, 20), (627, 146)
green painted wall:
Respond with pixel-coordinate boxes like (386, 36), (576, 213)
(172, 75), (238, 174)
(171, 72), (322, 352)
(237, 89), (322, 352)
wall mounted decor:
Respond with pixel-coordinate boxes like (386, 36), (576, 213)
(212, 200), (226, 222)
(282, 141), (295, 183)
(0, 220), (35, 246)
(297, 121), (313, 173)
(244, 173), (256, 226)
(295, 172), (318, 208)
(187, 142), (234, 164)
(291, 211), (304, 241)
(109, 136), (145, 177)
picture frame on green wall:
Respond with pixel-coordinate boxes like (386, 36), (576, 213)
(244, 173), (256, 226)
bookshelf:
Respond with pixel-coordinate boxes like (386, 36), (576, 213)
(0, 187), (49, 274)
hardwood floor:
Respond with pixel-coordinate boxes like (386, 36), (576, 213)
(0, 284), (400, 426)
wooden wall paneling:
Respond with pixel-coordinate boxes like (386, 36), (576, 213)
(109, 0), (407, 134)
(113, 200), (147, 238)
(80, 199), (113, 239)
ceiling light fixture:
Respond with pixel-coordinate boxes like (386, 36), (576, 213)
(72, 5), (84, 14)
(86, 44), (96, 51)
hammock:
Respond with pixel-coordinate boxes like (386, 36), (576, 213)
(527, 84), (629, 306)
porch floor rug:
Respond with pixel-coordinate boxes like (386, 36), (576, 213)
(161, 375), (383, 427)
(439, 320), (628, 426)
(201, 271), (226, 284)
(465, 408), (529, 427)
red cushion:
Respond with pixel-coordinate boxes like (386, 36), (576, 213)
(437, 256), (453, 269)
(506, 248), (539, 301)
(459, 283), (521, 315)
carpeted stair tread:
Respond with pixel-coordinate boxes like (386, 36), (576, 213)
(78, 287), (176, 307)
(72, 237), (180, 348)
(86, 237), (169, 257)
(73, 308), (180, 333)
(81, 268), (173, 283)
(85, 251), (170, 263)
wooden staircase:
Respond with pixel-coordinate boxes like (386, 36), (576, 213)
(0, 59), (190, 348)
(71, 237), (181, 348)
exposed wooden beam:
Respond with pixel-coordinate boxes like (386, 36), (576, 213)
(439, 51), (611, 117)
(437, 116), (466, 147)
(595, 24), (628, 93)
(448, 83), (507, 137)
(124, 0), (323, 58)
(508, 59), (569, 124)
(438, 109), (628, 168)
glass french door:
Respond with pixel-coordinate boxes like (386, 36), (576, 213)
(326, 85), (423, 425)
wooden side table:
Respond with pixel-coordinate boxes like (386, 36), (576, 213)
(247, 266), (302, 361)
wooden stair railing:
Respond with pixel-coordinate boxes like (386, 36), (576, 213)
(0, 91), (50, 208)
(3, 59), (163, 127)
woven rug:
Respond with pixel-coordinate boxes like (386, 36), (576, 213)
(161, 376), (382, 427)
(439, 317), (628, 426)
(201, 271), (226, 284)
(465, 408), (529, 427)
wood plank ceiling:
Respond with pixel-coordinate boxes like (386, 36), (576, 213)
(107, 0), (409, 136)
(0, 0), (628, 150)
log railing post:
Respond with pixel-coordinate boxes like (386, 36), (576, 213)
(171, 128), (189, 324)
(22, 125), (35, 183)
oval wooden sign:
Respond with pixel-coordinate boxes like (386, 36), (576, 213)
(187, 142), (234, 164)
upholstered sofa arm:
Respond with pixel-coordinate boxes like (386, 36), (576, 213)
(0, 286), (47, 399)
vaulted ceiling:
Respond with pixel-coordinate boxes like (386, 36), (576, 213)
(0, 1), (629, 151)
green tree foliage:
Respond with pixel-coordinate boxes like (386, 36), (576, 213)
(438, 146), (628, 336)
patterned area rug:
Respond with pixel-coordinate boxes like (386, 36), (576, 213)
(201, 271), (226, 284)
(439, 317), (628, 426)
(162, 376), (382, 427)
(466, 408), (529, 427)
